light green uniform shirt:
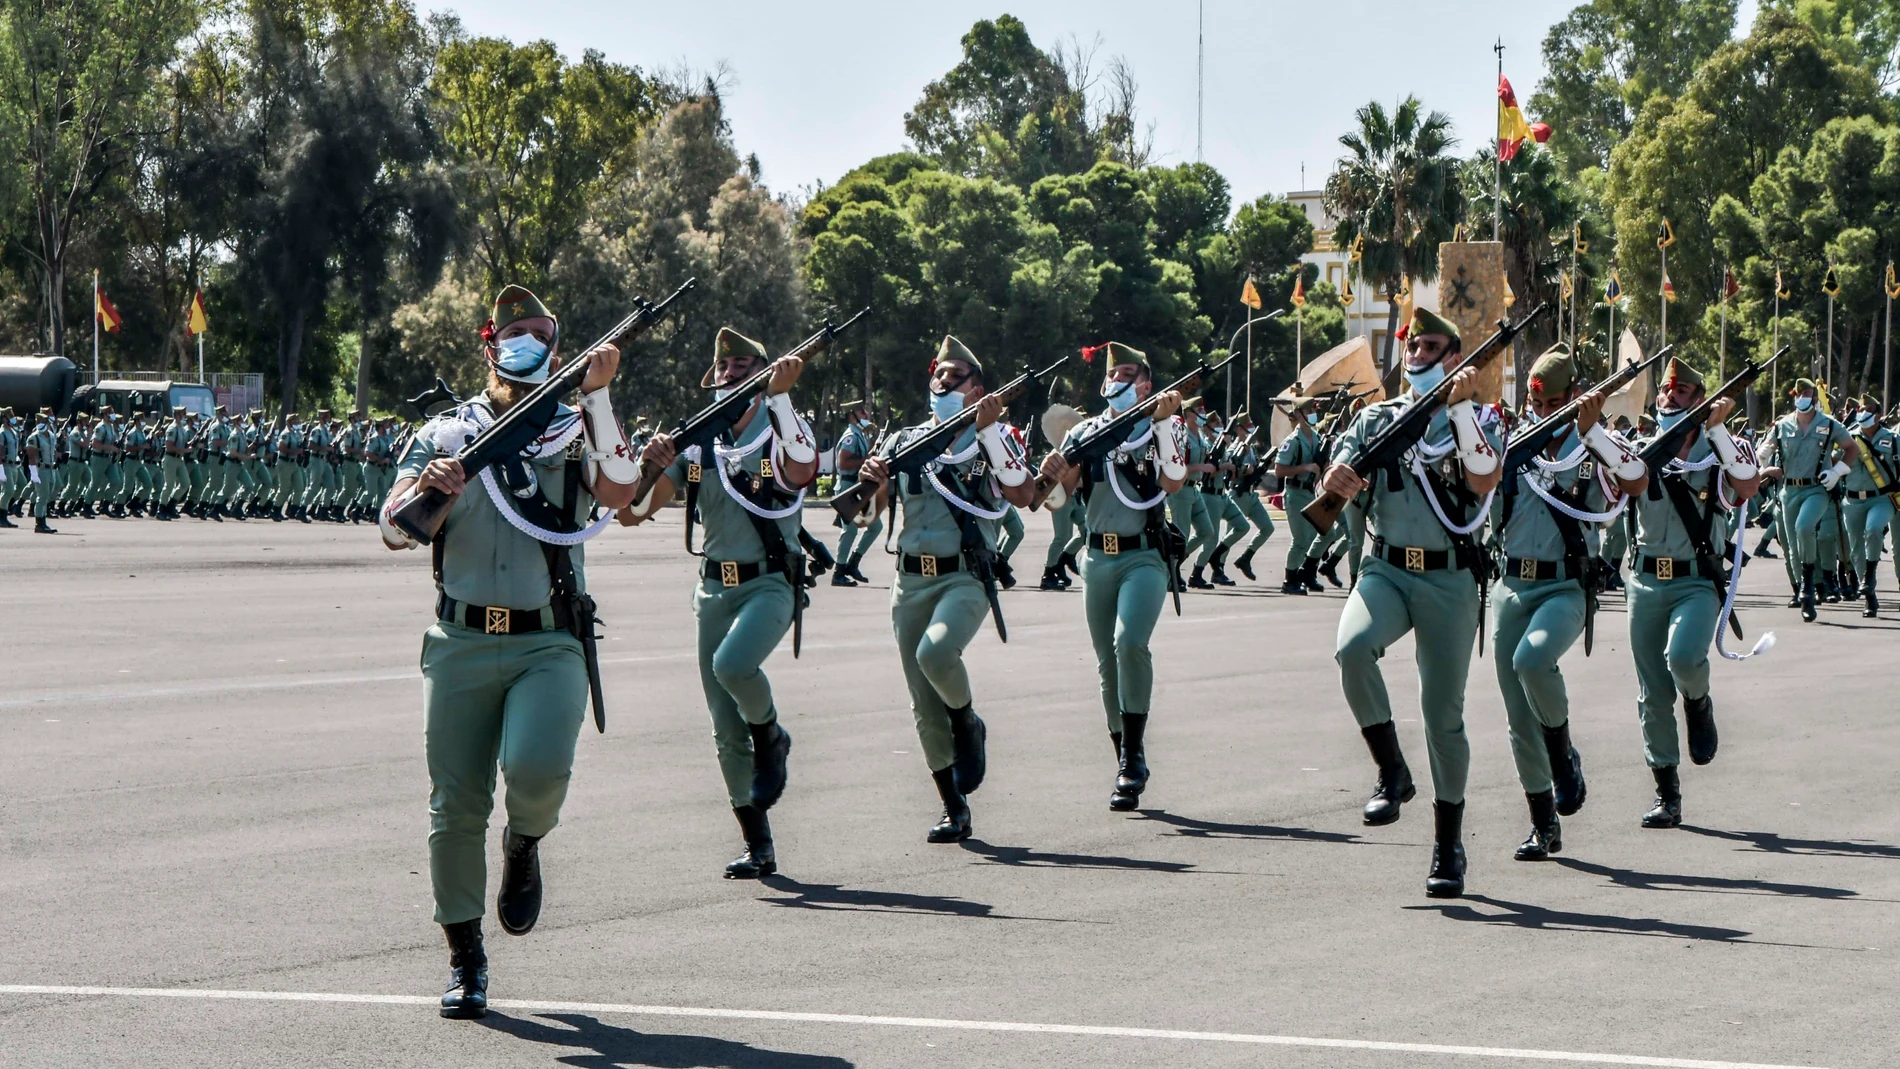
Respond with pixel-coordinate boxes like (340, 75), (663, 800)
(91, 421), (118, 450)
(1843, 425), (1898, 492)
(663, 411), (801, 565)
(2, 424), (19, 463)
(1277, 423), (1322, 488)
(28, 423), (57, 465)
(1492, 433), (1609, 561)
(396, 394), (593, 609)
(879, 421), (1014, 557)
(306, 424), (333, 456)
(1062, 413), (1171, 539)
(1331, 398), (1503, 552)
(167, 422), (193, 453)
(1765, 412), (1850, 481)
(1628, 431), (1729, 560)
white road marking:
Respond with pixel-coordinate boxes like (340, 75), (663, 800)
(0, 984), (1828, 1069)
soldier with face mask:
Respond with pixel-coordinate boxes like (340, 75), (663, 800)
(1275, 395), (1328, 593)
(0, 408), (20, 526)
(1840, 394), (1897, 616)
(1758, 378), (1859, 620)
(830, 398), (882, 586)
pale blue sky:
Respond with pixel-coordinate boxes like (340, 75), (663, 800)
(423, 1), (1756, 206)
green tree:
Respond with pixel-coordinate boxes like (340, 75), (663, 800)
(1463, 144), (1594, 388)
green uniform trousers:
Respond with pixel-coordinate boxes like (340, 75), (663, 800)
(693, 573), (794, 808)
(59, 461), (87, 506)
(891, 571), (989, 772)
(87, 456), (120, 503)
(338, 460), (364, 508)
(32, 466), (60, 518)
(1335, 557), (1479, 803)
(1209, 492), (1247, 552)
(1233, 491), (1274, 554)
(1283, 485), (1321, 571)
(1779, 483), (1837, 568)
(1169, 488), (1215, 568)
(1626, 572), (1718, 770)
(195, 458), (225, 504)
(186, 459), (206, 502)
(1344, 501), (1369, 584)
(1044, 495), (1086, 569)
(304, 460), (337, 508)
(1843, 496), (1894, 574)
(278, 462), (308, 508)
(120, 460), (155, 505)
(836, 512), (885, 563)
(222, 458), (256, 504)
(421, 621), (586, 925)
(160, 456), (187, 504)
(1492, 576), (1585, 793)
(1081, 546), (1168, 730)
(998, 505), (1025, 562)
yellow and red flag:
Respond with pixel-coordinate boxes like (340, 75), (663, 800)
(95, 285), (122, 334)
(1657, 219), (1675, 249)
(1886, 262), (1899, 299)
(1823, 265), (1840, 297)
(186, 290), (210, 335)
(1497, 75), (1548, 161)
(1290, 272), (1306, 308)
(1776, 266), (1790, 300)
(1341, 277), (1355, 305)
(1661, 269), (1677, 303)
(1723, 268), (1739, 301)
(1240, 276), (1263, 309)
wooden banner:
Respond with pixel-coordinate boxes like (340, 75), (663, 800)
(1436, 241), (1506, 403)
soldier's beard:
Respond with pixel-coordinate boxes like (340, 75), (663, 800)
(487, 370), (530, 414)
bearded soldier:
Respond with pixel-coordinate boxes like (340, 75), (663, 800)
(1321, 307), (1501, 898)
(379, 284), (639, 1020)
(620, 327), (815, 878)
(1037, 342), (1189, 811)
(1759, 378), (1859, 620)
(1839, 396), (1896, 616)
(1489, 347), (1648, 860)
(855, 336), (1035, 841)
(830, 398), (882, 587)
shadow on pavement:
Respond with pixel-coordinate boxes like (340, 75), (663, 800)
(480, 1011), (854, 1069)
(1680, 825), (1900, 860)
(1408, 894), (1757, 943)
(960, 837), (1198, 873)
(1134, 809), (1383, 846)
(1553, 856), (1860, 899)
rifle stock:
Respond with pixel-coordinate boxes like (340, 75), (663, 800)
(1636, 347), (1784, 484)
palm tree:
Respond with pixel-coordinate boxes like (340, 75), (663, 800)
(1463, 143), (1589, 389)
(1323, 97), (1465, 369)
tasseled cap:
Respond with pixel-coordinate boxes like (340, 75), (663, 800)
(1665, 358), (1707, 392)
(1526, 344), (1578, 402)
(701, 326), (768, 388)
(1408, 307), (1460, 347)
(487, 284), (556, 337)
(1787, 376), (1817, 396)
(930, 334), (982, 376)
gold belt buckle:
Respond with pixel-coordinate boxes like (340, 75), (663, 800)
(1405, 546), (1426, 573)
(1656, 557), (1675, 581)
(1102, 532), (1120, 555)
(921, 554), (939, 577)
(759, 457), (773, 481)
(720, 560), (741, 587)
(1519, 558), (1538, 581)
(485, 606), (510, 634)
(686, 462), (702, 483)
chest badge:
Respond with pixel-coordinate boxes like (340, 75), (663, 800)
(686, 462), (702, 484)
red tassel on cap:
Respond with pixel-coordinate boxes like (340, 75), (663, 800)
(1080, 344), (1104, 364)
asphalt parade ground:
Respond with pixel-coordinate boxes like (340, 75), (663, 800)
(2, 510), (1895, 1069)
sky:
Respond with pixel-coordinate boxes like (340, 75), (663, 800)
(421, 1), (1753, 206)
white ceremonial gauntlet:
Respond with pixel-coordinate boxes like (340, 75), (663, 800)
(1583, 421), (1647, 482)
(1449, 400), (1499, 476)
(1156, 418), (1189, 482)
(978, 423), (1029, 486)
(624, 481), (663, 519)
(1704, 422), (1758, 481)
(764, 392), (817, 465)
(1821, 459), (1852, 490)
(378, 497), (417, 550)
(577, 387), (640, 484)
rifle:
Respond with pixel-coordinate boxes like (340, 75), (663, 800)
(832, 354), (1070, 525)
(626, 305), (867, 513)
(389, 278), (697, 545)
(1198, 424), (1232, 492)
(406, 377), (462, 420)
(1500, 346), (1668, 497)
(1302, 303), (1550, 535)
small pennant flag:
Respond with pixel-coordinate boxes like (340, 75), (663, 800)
(1560, 272), (1573, 301)
(1240, 277), (1263, 309)
(186, 290), (210, 335)
(1574, 224), (1588, 255)
(1349, 233), (1364, 263)
(1776, 266), (1790, 300)
(1290, 272), (1306, 308)
(1657, 219), (1675, 249)
(1661, 269), (1676, 303)
(95, 284), (122, 334)
(1503, 272), (1516, 309)
(1723, 268), (1739, 301)
(1823, 265), (1840, 297)
(1604, 272), (1623, 305)
(1391, 280), (1414, 339)
(1341, 278), (1355, 305)
(1886, 262), (1899, 299)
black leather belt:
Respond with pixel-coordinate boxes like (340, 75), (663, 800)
(437, 593), (565, 634)
(900, 552), (963, 576)
(1786, 478), (1817, 487)
(1846, 489), (1890, 500)
(701, 558), (771, 587)
(1638, 555), (1708, 581)
(1088, 531), (1161, 554)
(1371, 536), (1456, 573)
(1504, 557), (1582, 582)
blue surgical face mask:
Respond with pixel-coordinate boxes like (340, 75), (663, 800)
(1657, 407), (1688, 433)
(1857, 411), (1877, 428)
(1403, 361), (1447, 396)
(1793, 395), (1814, 412)
(494, 333), (552, 382)
(930, 389), (965, 422)
(1102, 379), (1139, 413)
(1306, 412), (1320, 426)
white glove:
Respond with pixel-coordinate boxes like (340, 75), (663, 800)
(1448, 400), (1499, 476)
(577, 388), (640, 484)
(1821, 460), (1851, 491)
(378, 496), (418, 550)
(28, 464), (39, 484)
(1583, 421), (1647, 482)
(1155, 417), (1188, 482)
(978, 423), (1029, 486)
(1705, 422), (1758, 481)
(764, 392), (817, 465)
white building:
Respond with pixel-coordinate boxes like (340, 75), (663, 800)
(1286, 189), (1440, 374)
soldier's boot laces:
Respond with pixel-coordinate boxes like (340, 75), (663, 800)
(439, 919), (488, 1020)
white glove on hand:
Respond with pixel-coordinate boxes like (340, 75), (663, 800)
(1821, 460), (1851, 491)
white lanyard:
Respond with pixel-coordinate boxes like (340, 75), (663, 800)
(478, 464), (616, 546)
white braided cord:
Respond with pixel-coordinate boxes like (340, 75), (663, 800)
(477, 464), (617, 546)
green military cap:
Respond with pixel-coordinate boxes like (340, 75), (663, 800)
(99, 404), (114, 414)
(933, 334), (982, 375)
(700, 326), (769, 388)
(284, 411), (298, 419)
(1664, 357), (1707, 392)
(837, 397), (869, 413)
(1104, 340), (1147, 369)
(1526, 344), (1579, 402)
(1181, 394), (1204, 411)
(1787, 376), (1817, 396)
(171, 405), (185, 414)
(1408, 306), (1461, 346)
(490, 284), (556, 334)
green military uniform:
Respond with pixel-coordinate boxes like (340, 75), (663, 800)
(184, 417), (209, 513)
(831, 414), (884, 583)
(1041, 492), (1086, 588)
(118, 419), (154, 510)
(26, 414), (61, 529)
(1841, 409), (1897, 615)
(277, 418), (309, 519)
(1195, 419), (1246, 584)
(221, 417), (256, 516)
(337, 416), (367, 518)
(304, 417), (338, 516)
(1762, 384), (1852, 610)
(161, 413), (192, 512)
(197, 413), (232, 511)
(1277, 414), (1326, 589)
(247, 416), (275, 512)
(1226, 433), (1275, 577)
(58, 419), (89, 514)
(363, 421), (395, 509)
(88, 415), (123, 511)
(0, 412), (20, 525)
(1170, 413), (1216, 585)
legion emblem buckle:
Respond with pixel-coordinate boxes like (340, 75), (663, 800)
(485, 607), (510, 634)
(921, 554), (939, 577)
(1405, 546), (1426, 573)
(686, 462), (702, 484)
(1102, 532), (1121, 555)
(1656, 558), (1675, 580)
(721, 561), (741, 588)
(1520, 558), (1538, 581)
(760, 457), (773, 480)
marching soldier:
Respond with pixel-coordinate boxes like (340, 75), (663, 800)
(184, 411), (211, 517)
(303, 409), (337, 520)
(1758, 378), (1859, 620)
(830, 398), (881, 586)
(1225, 411), (1276, 579)
(856, 336), (1035, 841)
(0, 408), (19, 527)
(379, 283), (639, 1020)
(620, 327), (816, 878)
(1040, 491), (1086, 589)
(220, 410), (256, 519)
(58, 412), (90, 517)
(88, 408), (124, 516)
(1171, 398), (1218, 589)
(278, 413), (310, 522)
(337, 410), (368, 522)
(25, 407), (60, 533)
(1321, 307), (1501, 897)
(363, 416), (396, 512)
(1841, 395), (1897, 616)
(159, 406), (191, 520)
(1275, 394), (1326, 594)
(118, 412), (155, 516)
(1036, 342), (1189, 811)
(1195, 409), (1243, 585)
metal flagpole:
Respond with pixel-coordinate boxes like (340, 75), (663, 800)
(196, 273), (205, 384)
(1568, 235), (1578, 354)
(1719, 264), (1729, 383)
(1245, 311), (1253, 414)
(1771, 280), (1780, 420)
(93, 269), (100, 384)
(1825, 276), (1834, 383)
(1196, 0), (1204, 163)
(1886, 261), (1893, 413)
(1659, 243), (1668, 345)
(1493, 39), (1503, 241)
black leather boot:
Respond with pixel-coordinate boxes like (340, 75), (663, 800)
(724, 805), (776, 878)
(1059, 551), (1081, 579)
(1840, 566), (1861, 599)
(496, 827), (543, 936)
(34, 516), (56, 534)
(946, 703), (987, 794)
(1039, 566), (1068, 590)
(1109, 712), (1149, 810)
(928, 767), (972, 842)
(1232, 547), (1257, 580)
(1514, 790), (1562, 861)
(747, 718), (791, 810)
(1319, 548), (1346, 587)
(1641, 765), (1682, 828)
(830, 568), (859, 587)
(0, 512), (13, 528)
(1822, 571), (1841, 603)
(1188, 564), (1214, 589)
(1866, 578), (1881, 618)
(1301, 559), (1326, 592)
(993, 557), (1016, 589)
(1425, 800), (1466, 897)
(439, 919), (488, 1019)
(1280, 568), (1308, 595)
(1540, 721), (1587, 816)
(1800, 564), (1817, 622)
(1753, 532), (1777, 558)
(845, 552), (870, 584)
(1683, 693), (1717, 766)
(1209, 547), (1236, 586)
(1359, 721), (1415, 825)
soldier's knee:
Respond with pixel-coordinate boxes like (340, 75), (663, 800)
(1511, 640), (1556, 678)
(710, 644), (763, 691)
(915, 634), (962, 682)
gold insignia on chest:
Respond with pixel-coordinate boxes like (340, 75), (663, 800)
(566, 437), (584, 459)
(759, 457), (773, 480)
(686, 462), (702, 483)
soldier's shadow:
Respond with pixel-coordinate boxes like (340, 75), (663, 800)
(479, 1011), (854, 1069)
(1133, 808), (1392, 847)
(1679, 825), (1900, 860)
(959, 837), (1203, 873)
(1553, 856), (1860, 899)
(1407, 894), (1842, 949)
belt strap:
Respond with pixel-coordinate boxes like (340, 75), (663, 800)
(900, 552), (963, 576)
(1846, 489), (1887, 500)
(1786, 478), (1818, 487)
(1087, 531), (1160, 554)
(436, 593), (563, 634)
(701, 558), (770, 587)
(1638, 555), (1706, 580)
(1503, 556), (1582, 582)
(1370, 536), (1455, 573)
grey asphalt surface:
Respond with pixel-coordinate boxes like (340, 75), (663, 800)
(1, 508), (1894, 1069)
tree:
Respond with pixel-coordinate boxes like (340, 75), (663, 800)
(1463, 144), (1593, 387)
(1323, 97), (1466, 369)
(903, 15), (1095, 188)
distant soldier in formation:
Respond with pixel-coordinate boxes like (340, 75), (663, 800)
(829, 398), (881, 587)
(1840, 395), (1896, 617)
(0, 407), (19, 528)
(1224, 410), (1276, 580)
(1275, 394), (1327, 594)
(25, 406), (59, 533)
(1758, 378), (1858, 620)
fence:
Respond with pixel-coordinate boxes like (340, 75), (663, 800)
(80, 369), (265, 414)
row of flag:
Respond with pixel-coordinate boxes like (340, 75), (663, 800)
(93, 273), (210, 336)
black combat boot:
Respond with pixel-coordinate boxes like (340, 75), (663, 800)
(1209, 546), (1237, 586)
(830, 568), (858, 587)
(1866, 575), (1881, 618)
(747, 718), (791, 810)
(1187, 564), (1214, 590)
(724, 805), (776, 878)
(1426, 800), (1467, 897)
(34, 516), (56, 534)
(946, 703), (987, 795)
(439, 919), (488, 1019)
(1039, 566), (1068, 590)
(1302, 558), (1326, 593)
(1059, 551), (1081, 580)
(993, 557), (1016, 590)
(496, 827), (543, 936)
(928, 767), (972, 843)
(1540, 721), (1587, 816)
(1840, 566), (1861, 600)
(1641, 765), (1682, 828)
(0, 511), (13, 528)
(1359, 721), (1415, 825)
(1109, 712), (1149, 811)
(1515, 789), (1562, 861)
(1683, 693), (1717, 766)
(844, 552), (870, 584)
(79, 501), (96, 518)
(1822, 571), (1841, 603)
(1753, 532), (1778, 559)
(208, 502), (223, 522)
(1280, 568), (1308, 595)
(297, 504), (311, 524)
(1232, 547), (1257, 580)
(1800, 564), (1817, 622)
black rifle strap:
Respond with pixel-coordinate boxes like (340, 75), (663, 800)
(1657, 468), (1744, 640)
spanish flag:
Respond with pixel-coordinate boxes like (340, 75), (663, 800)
(1661, 268), (1676, 303)
(1723, 268), (1739, 301)
(1886, 262), (1899, 299)
(95, 285), (122, 334)
(1290, 272), (1306, 308)
(186, 290), (210, 335)
(1497, 75), (1548, 161)
(1776, 266), (1790, 300)
(1240, 276), (1263, 310)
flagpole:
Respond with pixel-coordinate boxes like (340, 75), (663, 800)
(1244, 308), (1253, 414)
(1719, 264), (1729, 383)
(1493, 40), (1504, 241)
(1885, 261), (1893, 413)
(1568, 231), (1578, 354)
(92, 269), (100, 385)
(197, 274), (205, 384)
(1771, 277), (1781, 421)
(1825, 273), (1834, 384)
(1659, 242), (1667, 345)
